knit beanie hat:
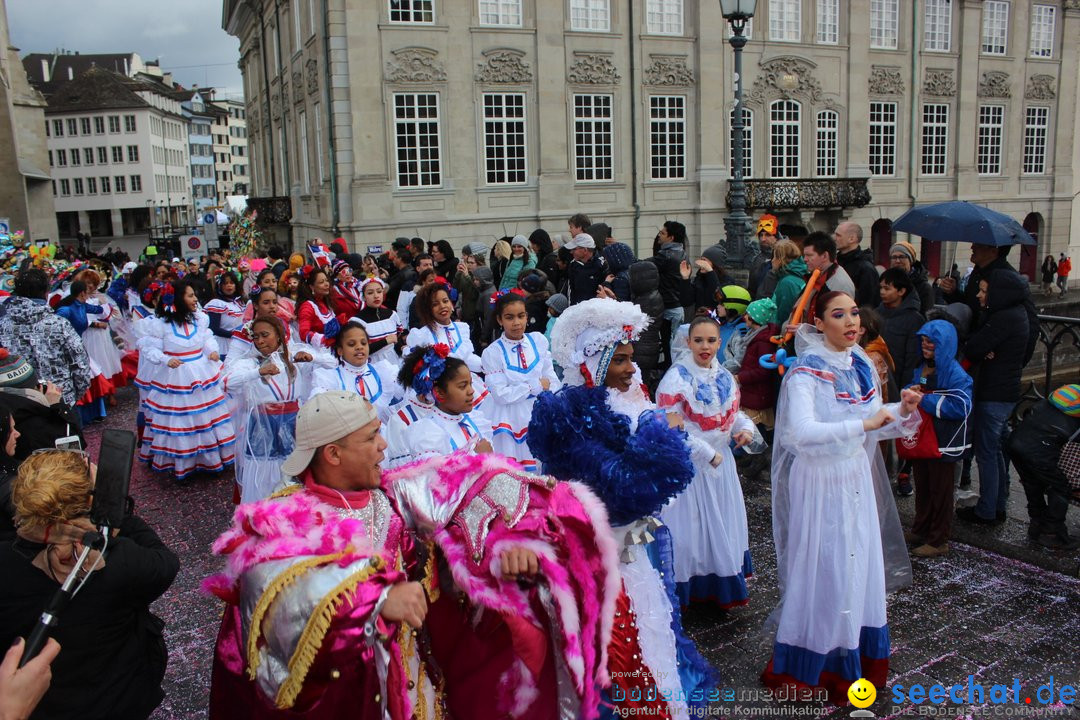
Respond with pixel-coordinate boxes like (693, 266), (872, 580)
(0, 348), (38, 389)
(890, 241), (917, 264)
(546, 293), (569, 315)
(1049, 384), (1080, 417)
(745, 297), (777, 325)
(511, 234), (530, 249)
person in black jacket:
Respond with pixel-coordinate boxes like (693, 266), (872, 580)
(385, 248), (416, 311)
(690, 244), (736, 311)
(889, 241), (935, 314)
(958, 269), (1031, 525)
(0, 451), (179, 720)
(629, 260), (664, 396)
(563, 233), (606, 305)
(835, 221), (880, 308)
(1007, 386), (1080, 549)
(529, 229), (559, 290)
(876, 268), (925, 396)
(601, 242), (635, 302)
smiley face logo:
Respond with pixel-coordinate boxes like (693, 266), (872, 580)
(847, 678), (876, 708)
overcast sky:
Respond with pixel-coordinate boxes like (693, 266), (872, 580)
(8, 0), (244, 99)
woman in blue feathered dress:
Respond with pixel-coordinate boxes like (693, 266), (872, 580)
(528, 297), (714, 718)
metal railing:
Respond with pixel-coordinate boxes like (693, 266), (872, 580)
(1015, 314), (1080, 418)
(725, 177), (872, 210)
(245, 196), (293, 224)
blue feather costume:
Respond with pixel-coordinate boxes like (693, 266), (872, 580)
(529, 383), (716, 714)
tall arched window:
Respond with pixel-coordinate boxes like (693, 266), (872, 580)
(729, 106), (753, 179)
(815, 110), (838, 177)
(769, 99), (800, 178)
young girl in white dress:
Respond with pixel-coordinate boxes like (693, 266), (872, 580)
(480, 290), (560, 472)
(224, 316), (328, 502)
(404, 280), (488, 411)
(383, 344), (492, 469)
(204, 271), (246, 362)
(763, 290), (923, 702)
(74, 268), (127, 393)
(657, 315), (757, 609)
(135, 278), (237, 481)
(309, 323), (402, 423)
(353, 276), (401, 368)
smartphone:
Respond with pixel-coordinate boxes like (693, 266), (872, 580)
(54, 435), (83, 452)
(90, 429), (136, 529)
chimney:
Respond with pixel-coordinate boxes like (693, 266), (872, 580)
(67, 67), (73, 80)
(40, 59), (49, 82)
(123, 57), (128, 76)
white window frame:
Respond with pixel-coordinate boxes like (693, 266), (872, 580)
(293, 0), (303, 48)
(59, 179), (70, 196)
(479, 0), (523, 27)
(73, 178), (84, 195)
(648, 95), (686, 181)
(920, 103), (949, 176)
(127, 145), (139, 163)
(124, 115), (136, 133)
(52, 119), (63, 137)
(870, 0), (899, 49)
(389, 0), (434, 23)
(79, 117), (91, 135)
(114, 175), (126, 193)
(393, 92), (443, 188)
(815, 110), (838, 178)
(769, 99), (800, 178)
(298, 109), (310, 191)
(981, 1), (1008, 55)
(869, 101), (897, 177)
(646, 0), (683, 36)
(131, 175), (142, 192)
(729, 106), (754, 179)
(769, 0), (800, 42)
(84, 148), (94, 165)
(976, 104), (1004, 176)
(56, 149), (67, 167)
(308, 0), (318, 37)
(570, 0), (610, 32)
(108, 115), (120, 133)
(816, 0), (838, 44)
(313, 102), (325, 182)
(87, 177), (96, 194)
(70, 149), (80, 167)
(481, 93), (528, 185)
(94, 116), (105, 134)
(572, 93), (613, 182)
(1022, 106), (1049, 175)
(1029, 5), (1055, 59)
(66, 118), (77, 136)
(100, 176), (110, 194)
(923, 0), (951, 52)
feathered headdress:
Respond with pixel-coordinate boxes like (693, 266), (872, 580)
(550, 298), (650, 387)
(410, 343), (451, 396)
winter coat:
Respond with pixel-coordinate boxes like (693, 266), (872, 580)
(1007, 399), (1080, 490)
(499, 255), (536, 291)
(0, 389), (84, 466)
(749, 257), (774, 300)
(909, 262), (935, 314)
(837, 246), (880, 308)
(530, 230), (560, 289)
(877, 290), (925, 396)
(629, 261), (664, 392)
(386, 266), (417, 311)
(471, 266), (496, 347)
(567, 253), (607, 305)
(771, 257), (808, 325)
(651, 242), (692, 310)
(963, 269), (1031, 403)
(735, 322), (779, 411)
(602, 243), (636, 302)
(525, 294), (550, 335)
(905, 319), (973, 460)
(0, 297), (93, 406)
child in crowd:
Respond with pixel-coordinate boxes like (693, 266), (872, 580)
(734, 298), (780, 441)
(383, 344), (493, 468)
(480, 290), (560, 472)
(296, 266), (344, 348)
(56, 280), (111, 424)
(224, 316), (327, 502)
(329, 260), (363, 318)
(658, 315), (756, 608)
(352, 276), (401, 367)
(309, 322), (402, 423)
(204, 271), (246, 361)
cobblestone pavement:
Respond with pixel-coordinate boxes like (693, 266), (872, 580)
(85, 388), (1080, 720)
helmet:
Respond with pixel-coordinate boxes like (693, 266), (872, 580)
(719, 285), (751, 313)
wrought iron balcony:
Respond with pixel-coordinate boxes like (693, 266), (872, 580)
(727, 178), (872, 211)
(245, 196), (292, 224)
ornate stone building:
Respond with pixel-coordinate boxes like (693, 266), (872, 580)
(223, 0), (1079, 279)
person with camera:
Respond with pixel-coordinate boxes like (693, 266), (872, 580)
(0, 350), (83, 469)
(0, 450), (179, 720)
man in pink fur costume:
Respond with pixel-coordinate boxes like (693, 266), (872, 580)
(205, 391), (620, 719)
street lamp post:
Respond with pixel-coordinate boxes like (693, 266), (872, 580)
(720, 0), (757, 269)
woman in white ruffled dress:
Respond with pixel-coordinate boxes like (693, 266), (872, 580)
(762, 290), (923, 702)
(657, 314), (757, 610)
(135, 278), (237, 481)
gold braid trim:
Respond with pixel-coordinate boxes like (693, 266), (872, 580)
(246, 550), (352, 680)
(422, 540), (440, 602)
(274, 555), (386, 709)
(268, 483), (304, 499)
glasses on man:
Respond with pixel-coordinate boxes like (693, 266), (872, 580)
(889, 255), (908, 262)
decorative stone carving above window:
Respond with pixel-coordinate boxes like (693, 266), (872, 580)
(1025, 74), (1056, 100)
(281, 80), (290, 107)
(868, 66), (905, 96)
(643, 56), (694, 87)
(1063, 0), (1080, 10)
(306, 58), (319, 94)
(567, 53), (620, 85)
(293, 72), (304, 103)
(270, 92), (281, 120)
(923, 69), (956, 97)
(385, 47), (447, 83)
(746, 56), (822, 106)
(978, 71), (1011, 98)
(821, 97), (844, 113)
(475, 49), (533, 84)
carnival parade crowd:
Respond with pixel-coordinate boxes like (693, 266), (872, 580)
(0, 213), (1076, 720)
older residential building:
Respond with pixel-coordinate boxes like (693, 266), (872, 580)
(211, 98), (250, 201)
(0, 0), (57, 241)
(41, 66), (193, 240)
(224, 0), (1079, 279)
(180, 89), (225, 215)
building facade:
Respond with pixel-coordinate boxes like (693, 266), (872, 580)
(224, 0), (1079, 278)
(42, 67), (193, 240)
(211, 98), (250, 201)
(181, 90), (223, 215)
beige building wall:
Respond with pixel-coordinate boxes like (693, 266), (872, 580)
(225, 0), (1079, 276)
(0, 0), (57, 241)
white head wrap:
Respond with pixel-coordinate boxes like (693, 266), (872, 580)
(550, 298), (651, 387)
